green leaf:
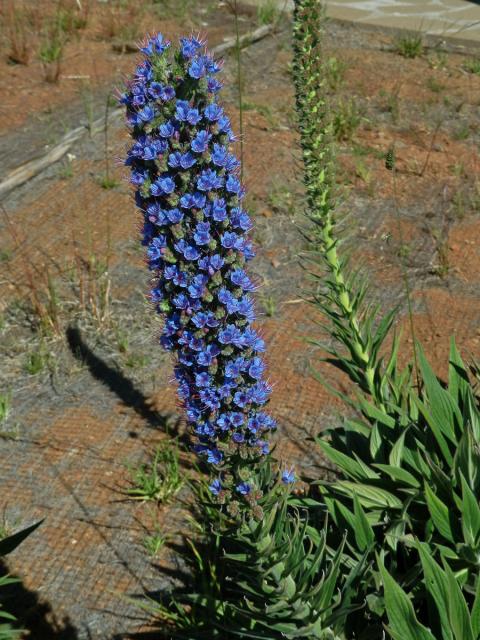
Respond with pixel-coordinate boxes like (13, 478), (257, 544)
(379, 557), (436, 640)
(0, 519), (44, 556)
(414, 394), (453, 466)
(424, 483), (455, 543)
(444, 562), (475, 640)
(448, 337), (469, 405)
(315, 439), (373, 481)
(471, 575), (480, 638)
(353, 493), (374, 551)
(389, 430), (406, 468)
(335, 481), (403, 509)
(460, 473), (480, 547)
(360, 398), (396, 428)
(373, 463), (420, 488)
(417, 345), (461, 443)
(417, 542), (453, 640)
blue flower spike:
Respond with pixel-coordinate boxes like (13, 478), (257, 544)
(123, 34), (284, 517)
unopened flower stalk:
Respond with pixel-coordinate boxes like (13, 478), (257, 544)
(122, 34), (285, 517)
(293, 0), (385, 406)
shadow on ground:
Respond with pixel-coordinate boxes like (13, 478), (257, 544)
(0, 559), (79, 639)
(66, 325), (187, 445)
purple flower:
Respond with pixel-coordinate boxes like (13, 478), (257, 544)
(196, 372), (211, 387)
(212, 198), (227, 221)
(221, 232), (238, 249)
(166, 208), (183, 224)
(219, 324), (243, 345)
(209, 478), (223, 495)
(231, 269), (255, 292)
(236, 482), (251, 496)
(175, 239), (201, 261)
(206, 448), (223, 465)
(138, 105), (155, 122)
(204, 103), (224, 121)
(226, 175), (242, 195)
(180, 36), (204, 59)
(191, 130), (211, 153)
(124, 33), (281, 509)
(248, 357), (265, 380)
(160, 121), (176, 137)
(189, 56), (208, 79)
(160, 86), (175, 101)
(193, 222), (211, 246)
(175, 100), (191, 121)
(148, 82), (164, 99)
(187, 108), (202, 125)
(197, 169), (223, 192)
(211, 143), (228, 167)
(197, 346), (220, 366)
(151, 175), (176, 196)
(208, 78), (223, 93)
(180, 152), (196, 169)
(282, 468), (295, 485)
(199, 254), (224, 275)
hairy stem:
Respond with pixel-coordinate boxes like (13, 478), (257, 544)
(293, 0), (382, 404)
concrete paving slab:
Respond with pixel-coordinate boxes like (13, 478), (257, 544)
(249, 0), (480, 44)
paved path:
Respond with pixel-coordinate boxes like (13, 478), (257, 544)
(252, 0), (480, 43)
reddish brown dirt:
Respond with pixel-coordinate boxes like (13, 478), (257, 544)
(0, 0), (256, 133)
(1, 7), (480, 639)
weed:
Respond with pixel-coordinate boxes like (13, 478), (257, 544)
(78, 79), (95, 133)
(450, 182), (480, 218)
(452, 161), (465, 178)
(427, 49), (448, 70)
(72, 253), (112, 327)
(241, 100), (279, 128)
(394, 32), (423, 58)
(152, 0), (194, 20)
(325, 56), (348, 91)
(267, 181), (294, 215)
(451, 189), (466, 219)
(0, 393), (11, 424)
(143, 523), (169, 557)
(102, 0), (143, 44)
(58, 160), (73, 180)
(355, 159), (375, 195)
(452, 122), (470, 141)
(463, 58), (480, 75)
(39, 16), (66, 83)
(3, 0), (40, 65)
(98, 175), (120, 190)
(126, 443), (184, 504)
(426, 76), (445, 93)
(397, 243), (412, 259)
(257, 0), (279, 26)
(332, 99), (363, 141)
(433, 244), (450, 278)
(0, 249), (12, 263)
(125, 352), (150, 369)
(24, 346), (49, 375)
(115, 330), (130, 354)
(259, 293), (277, 317)
(352, 143), (383, 159)
(379, 84), (402, 124)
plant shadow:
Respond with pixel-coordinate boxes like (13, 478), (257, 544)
(66, 325), (188, 447)
(0, 558), (79, 639)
